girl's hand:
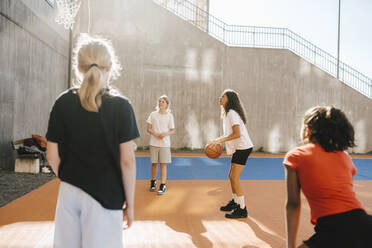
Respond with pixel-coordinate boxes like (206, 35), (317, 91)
(155, 133), (164, 139)
(123, 205), (134, 229)
(158, 133), (166, 139)
(207, 139), (220, 148)
(152, 132), (162, 139)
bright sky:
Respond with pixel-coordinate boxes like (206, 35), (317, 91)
(209, 0), (372, 78)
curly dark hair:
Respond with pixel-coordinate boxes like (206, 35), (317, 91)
(303, 106), (356, 152)
(222, 89), (247, 124)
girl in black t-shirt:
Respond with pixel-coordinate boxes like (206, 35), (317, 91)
(46, 33), (139, 248)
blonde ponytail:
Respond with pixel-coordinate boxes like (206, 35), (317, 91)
(72, 33), (122, 112)
(79, 66), (103, 112)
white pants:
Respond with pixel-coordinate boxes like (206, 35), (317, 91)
(54, 182), (123, 248)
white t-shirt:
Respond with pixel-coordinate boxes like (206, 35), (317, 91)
(223, 109), (254, 155)
(147, 111), (175, 147)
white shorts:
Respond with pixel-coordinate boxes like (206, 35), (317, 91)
(150, 146), (171, 163)
(54, 182), (123, 248)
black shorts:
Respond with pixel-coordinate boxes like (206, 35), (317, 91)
(304, 209), (372, 248)
(231, 148), (252, 165)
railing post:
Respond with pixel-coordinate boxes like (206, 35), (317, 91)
(253, 27), (255, 47)
(223, 25), (225, 43)
(206, 12), (209, 34)
(282, 29), (285, 48)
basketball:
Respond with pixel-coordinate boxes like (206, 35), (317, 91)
(205, 143), (222, 159)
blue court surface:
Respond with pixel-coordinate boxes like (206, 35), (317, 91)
(136, 156), (372, 180)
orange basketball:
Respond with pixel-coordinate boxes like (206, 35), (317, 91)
(204, 143), (222, 159)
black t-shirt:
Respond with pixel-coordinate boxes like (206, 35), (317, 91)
(46, 89), (140, 209)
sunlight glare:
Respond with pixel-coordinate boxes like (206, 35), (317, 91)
(201, 220), (272, 247)
(201, 49), (216, 83)
(185, 48), (199, 81)
(0, 221), (54, 247)
(123, 221), (196, 248)
(268, 124), (281, 153)
(185, 112), (202, 149)
(204, 119), (219, 144)
(353, 119), (366, 153)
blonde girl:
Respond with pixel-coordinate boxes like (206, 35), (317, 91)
(146, 95), (175, 195)
(46, 34), (139, 248)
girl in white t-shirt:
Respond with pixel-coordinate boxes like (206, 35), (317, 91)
(146, 95), (175, 195)
(208, 89), (254, 218)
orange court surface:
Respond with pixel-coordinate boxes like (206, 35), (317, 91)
(0, 153), (371, 248)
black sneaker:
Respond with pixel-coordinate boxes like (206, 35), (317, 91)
(150, 180), (157, 192)
(225, 205), (248, 218)
(220, 199), (238, 211)
(157, 184), (166, 195)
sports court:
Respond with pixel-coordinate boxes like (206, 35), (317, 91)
(1, 153), (371, 247)
(1, 0), (372, 247)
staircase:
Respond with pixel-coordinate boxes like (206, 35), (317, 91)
(154, 0), (372, 99)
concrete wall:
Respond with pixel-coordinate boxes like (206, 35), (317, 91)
(74, 0), (372, 153)
(223, 48), (372, 153)
(0, 0), (69, 169)
(74, 0), (226, 150)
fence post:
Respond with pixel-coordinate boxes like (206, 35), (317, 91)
(253, 27), (255, 47)
(223, 25), (225, 43)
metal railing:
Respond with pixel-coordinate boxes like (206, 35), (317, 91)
(153, 0), (372, 99)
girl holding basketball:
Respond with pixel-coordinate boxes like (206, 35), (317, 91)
(284, 106), (372, 248)
(147, 95), (175, 195)
(208, 89), (254, 218)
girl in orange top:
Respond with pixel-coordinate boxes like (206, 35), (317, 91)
(283, 106), (372, 248)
